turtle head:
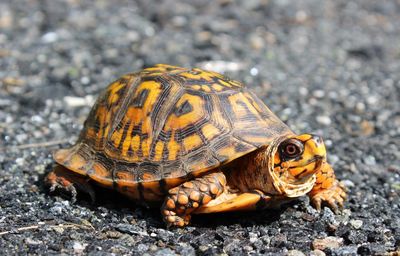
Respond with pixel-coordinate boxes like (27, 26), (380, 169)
(273, 134), (326, 184)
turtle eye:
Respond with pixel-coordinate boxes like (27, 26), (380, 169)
(280, 139), (304, 159)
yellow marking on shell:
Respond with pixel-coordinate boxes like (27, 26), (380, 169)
(89, 163), (113, 186)
(167, 132), (180, 161)
(131, 135), (140, 152)
(110, 127), (123, 148)
(54, 148), (71, 163)
(128, 135), (141, 162)
(179, 69), (215, 82)
(141, 138), (150, 158)
(228, 93), (263, 120)
(201, 85), (211, 92)
(153, 141), (164, 161)
(94, 106), (107, 147)
(211, 83), (224, 91)
(216, 145), (238, 158)
(209, 94), (230, 129)
(115, 170), (136, 186)
(107, 80), (125, 96)
(246, 95), (263, 113)
(165, 94), (204, 129)
(201, 123), (221, 141)
(108, 92), (119, 105)
(190, 85), (201, 90)
(229, 79), (242, 87)
(218, 79), (233, 88)
(142, 172), (156, 181)
(182, 133), (203, 152)
(121, 121), (134, 156)
(69, 154), (87, 172)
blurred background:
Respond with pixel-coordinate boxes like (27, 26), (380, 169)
(0, 0), (399, 254)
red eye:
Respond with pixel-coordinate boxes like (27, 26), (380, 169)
(285, 144), (298, 155)
(280, 139), (304, 159)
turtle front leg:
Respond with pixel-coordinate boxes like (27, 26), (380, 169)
(308, 162), (347, 213)
(45, 165), (96, 203)
(161, 172), (226, 227)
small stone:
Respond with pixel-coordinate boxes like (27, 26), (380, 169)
(341, 179), (355, 188)
(350, 219), (363, 229)
(364, 155), (376, 165)
(72, 241), (87, 254)
(287, 249), (306, 256)
(310, 249), (326, 256)
(316, 115), (332, 126)
(25, 237), (42, 245)
(137, 243), (148, 253)
(105, 230), (122, 239)
(250, 67), (259, 76)
(243, 245), (253, 251)
(313, 90), (325, 98)
(41, 32), (58, 43)
(154, 248), (175, 256)
(52, 226), (65, 234)
(249, 232), (258, 243)
(312, 236), (343, 250)
(198, 245), (209, 252)
(50, 205), (63, 215)
(15, 157), (25, 166)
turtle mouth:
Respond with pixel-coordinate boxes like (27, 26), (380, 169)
(296, 155), (325, 179)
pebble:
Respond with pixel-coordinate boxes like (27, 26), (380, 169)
(15, 158), (25, 166)
(41, 32), (58, 43)
(364, 155), (377, 165)
(310, 249), (326, 256)
(25, 237), (42, 245)
(341, 179), (355, 188)
(287, 249), (306, 256)
(72, 241), (87, 254)
(154, 248), (176, 256)
(316, 115), (332, 126)
(312, 236), (343, 250)
(350, 219), (363, 229)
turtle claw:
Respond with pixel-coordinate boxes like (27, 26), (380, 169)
(45, 165), (95, 203)
(310, 184), (346, 214)
(163, 213), (191, 228)
(46, 171), (78, 203)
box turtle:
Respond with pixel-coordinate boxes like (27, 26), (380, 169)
(46, 64), (346, 227)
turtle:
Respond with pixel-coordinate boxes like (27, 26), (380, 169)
(45, 64), (346, 227)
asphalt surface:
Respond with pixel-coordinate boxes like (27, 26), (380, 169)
(1, 0), (399, 255)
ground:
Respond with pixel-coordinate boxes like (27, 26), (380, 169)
(1, 0), (399, 255)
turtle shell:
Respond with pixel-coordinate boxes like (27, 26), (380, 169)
(54, 64), (293, 201)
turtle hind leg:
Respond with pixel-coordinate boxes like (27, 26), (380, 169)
(45, 164), (95, 203)
(161, 172), (227, 228)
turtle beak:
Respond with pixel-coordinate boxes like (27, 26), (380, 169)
(296, 155), (325, 179)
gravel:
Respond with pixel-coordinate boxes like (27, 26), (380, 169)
(1, 0), (399, 255)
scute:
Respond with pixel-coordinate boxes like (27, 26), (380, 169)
(54, 64), (293, 187)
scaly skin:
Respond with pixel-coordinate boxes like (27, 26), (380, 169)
(45, 165), (96, 203)
(161, 172), (226, 227)
(308, 162), (347, 213)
